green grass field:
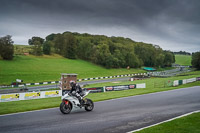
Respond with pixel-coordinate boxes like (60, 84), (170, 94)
(0, 55), (145, 85)
(135, 112), (200, 133)
(14, 45), (33, 55)
(0, 47), (191, 85)
(175, 54), (192, 66)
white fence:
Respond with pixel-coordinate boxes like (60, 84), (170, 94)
(136, 83), (146, 88)
(173, 78), (197, 86)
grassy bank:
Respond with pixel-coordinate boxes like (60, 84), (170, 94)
(85, 70), (200, 88)
(0, 80), (199, 115)
(175, 54), (192, 66)
(135, 112), (200, 133)
(0, 55), (145, 85)
(0, 54), (189, 85)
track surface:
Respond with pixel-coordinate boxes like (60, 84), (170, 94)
(0, 86), (200, 133)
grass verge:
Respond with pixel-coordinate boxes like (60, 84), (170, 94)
(85, 70), (200, 88)
(0, 55), (145, 85)
(175, 54), (192, 66)
(135, 112), (200, 133)
(0, 81), (199, 115)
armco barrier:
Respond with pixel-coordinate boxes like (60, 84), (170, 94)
(11, 81), (60, 88)
(11, 73), (147, 87)
(0, 90), (62, 102)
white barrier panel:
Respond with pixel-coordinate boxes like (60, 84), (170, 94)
(18, 85), (24, 87)
(0, 90), (62, 102)
(24, 92), (41, 100)
(26, 83), (31, 86)
(44, 90), (61, 98)
(0, 93), (20, 102)
(173, 80), (179, 86)
(19, 93), (25, 100)
(43, 82), (48, 85)
(136, 83), (146, 88)
(183, 79), (187, 84)
(186, 78), (196, 83)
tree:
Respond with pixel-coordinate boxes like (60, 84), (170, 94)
(53, 34), (65, 54)
(43, 41), (51, 55)
(125, 52), (141, 68)
(44, 31), (176, 68)
(192, 52), (200, 69)
(0, 35), (14, 60)
(28, 37), (44, 45)
(46, 34), (56, 41)
(28, 36), (44, 56)
(163, 51), (175, 67)
(63, 34), (77, 59)
(174, 51), (191, 55)
(77, 39), (93, 60)
(33, 41), (43, 56)
(94, 43), (112, 68)
(113, 49), (125, 67)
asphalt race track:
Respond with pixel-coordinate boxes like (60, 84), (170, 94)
(0, 86), (200, 133)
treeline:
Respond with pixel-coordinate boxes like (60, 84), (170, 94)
(28, 31), (175, 68)
(2, 33), (199, 70)
(174, 51), (191, 55)
(0, 35), (14, 60)
(192, 52), (200, 70)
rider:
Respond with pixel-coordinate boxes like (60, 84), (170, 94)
(69, 80), (84, 106)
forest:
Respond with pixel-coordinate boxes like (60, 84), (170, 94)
(28, 31), (175, 68)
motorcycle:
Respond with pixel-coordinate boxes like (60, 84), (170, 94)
(60, 90), (94, 114)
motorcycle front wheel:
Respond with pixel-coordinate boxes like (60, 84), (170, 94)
(60, 101), (72, 114)
(85, 99), (94, 111)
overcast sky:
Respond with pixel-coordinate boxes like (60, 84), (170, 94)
(0, 0), (200, 52)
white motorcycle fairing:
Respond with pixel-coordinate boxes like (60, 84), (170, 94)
(60, 90), (94, 114)
(61, 92), (81, 108)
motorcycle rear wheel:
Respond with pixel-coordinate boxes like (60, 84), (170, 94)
(60, 101), (72, 114)
(85, 99), (94, 111)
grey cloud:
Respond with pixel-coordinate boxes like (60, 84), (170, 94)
(0, 0), (200, 52)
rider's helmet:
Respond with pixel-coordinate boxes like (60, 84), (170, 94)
(69, 80), (76, 87)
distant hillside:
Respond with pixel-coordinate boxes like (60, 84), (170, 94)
(28, 31), (175, 68)
(174, 51), (191, 55)
(175, 54), (192, 66)
(14, 45), (33, 55)
(0, 55), (145, 85)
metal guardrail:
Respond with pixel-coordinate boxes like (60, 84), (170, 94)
(1, 73), (147, 88)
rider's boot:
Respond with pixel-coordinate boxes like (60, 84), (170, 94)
(77, 97), (84, 107)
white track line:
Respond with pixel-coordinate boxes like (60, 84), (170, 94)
(127, 110), (200, 133)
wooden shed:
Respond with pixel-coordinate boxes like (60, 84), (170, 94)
(60, 73), (78, 91)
